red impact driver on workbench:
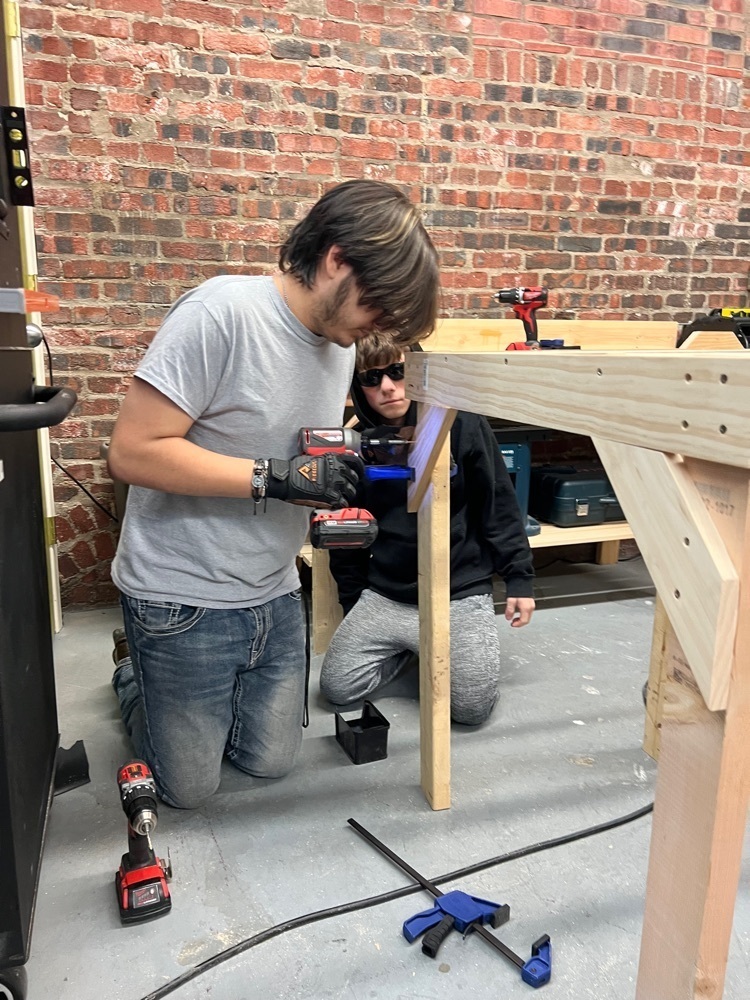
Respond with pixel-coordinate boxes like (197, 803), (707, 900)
(495, 286), (548, 349)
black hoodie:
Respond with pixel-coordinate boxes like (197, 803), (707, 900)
(328, 355), (534, 613)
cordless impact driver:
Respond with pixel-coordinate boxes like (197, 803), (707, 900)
(298, 426), (409, 464)
(115, 760), (172, 924)
(298, 426), (411, 551)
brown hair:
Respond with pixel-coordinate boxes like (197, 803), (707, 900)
(279, 180), (440, 346)
(355, 332), (403, 373)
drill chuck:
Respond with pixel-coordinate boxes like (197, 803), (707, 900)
(495, 286), (548, 306)
(117, 761), (160, 834)
(130, 809), (157, 837)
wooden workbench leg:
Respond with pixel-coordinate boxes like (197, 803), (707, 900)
(642, 596), (669, 761)
(595, 539), (620, 564)
(311, 547), (343, 656)
(417, 429), (451, 810)
(636, 649), (750, 998)
(636, 469), (750, 1000)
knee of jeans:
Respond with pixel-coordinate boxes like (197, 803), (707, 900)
(250, 759), (295, 780)
(231, 749), (298, 781)
(156, 769), (220, 810)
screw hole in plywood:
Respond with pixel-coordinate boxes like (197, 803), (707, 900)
(719, 425), (727, 434)
(685, 373), (692, 382)
(683, 537), (690, 546)
(681, 420), (689, 429)
(720, 374), (728, 383)
(674, 590), (681, 599)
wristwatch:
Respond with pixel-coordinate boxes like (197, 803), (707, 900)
(251, 458), (269, 512)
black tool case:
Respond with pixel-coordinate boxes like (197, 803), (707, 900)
(528, 465), (624, 527)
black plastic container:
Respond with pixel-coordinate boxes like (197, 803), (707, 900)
(335, 701), (390, 764)
(529, 464), (623, 527)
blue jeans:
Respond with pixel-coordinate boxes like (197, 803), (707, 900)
(113, 591), (306, 809)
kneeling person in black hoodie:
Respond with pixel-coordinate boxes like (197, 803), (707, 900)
(319, 334), (535, 726)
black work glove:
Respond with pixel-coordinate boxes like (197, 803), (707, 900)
(266, 453), (363, 509)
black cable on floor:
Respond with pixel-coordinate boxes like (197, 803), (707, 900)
(136, 800), (654, 1000)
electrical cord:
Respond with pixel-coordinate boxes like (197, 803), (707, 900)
(41, 331), (119, 522)
(136, 800), (654, 1000)
(51, 455), (118, 522)
(301, 588), (311, 728)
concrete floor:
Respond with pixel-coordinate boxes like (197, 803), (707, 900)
(25, 565), (750, 1000)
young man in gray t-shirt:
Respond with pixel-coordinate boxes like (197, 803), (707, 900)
(107, 180), (440, 809)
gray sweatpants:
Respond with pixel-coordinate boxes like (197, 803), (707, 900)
(319, 589), (503, 725)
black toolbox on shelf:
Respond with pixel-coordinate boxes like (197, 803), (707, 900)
(529, 465), (624, 528)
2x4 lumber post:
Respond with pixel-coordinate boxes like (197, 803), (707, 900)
(311, 547), (342, 656)
(641, 342), (744, 755)
(595, 539), (620, 564)
(593, 440), (739, 710)
(409, 404), (456, 811)
(636, 465), (750, 1000)
(407, 403), (457, 514)
(642, 596), (670, 761)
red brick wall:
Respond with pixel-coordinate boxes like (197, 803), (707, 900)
(22, 0), (749, 607)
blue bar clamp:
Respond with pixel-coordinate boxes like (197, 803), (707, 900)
(348, 819), (552, 988)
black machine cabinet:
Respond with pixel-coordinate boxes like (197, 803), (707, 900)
(0, 341), (77, 1000)
(0, 18), (78, 995)
(0, 351), (60, 970)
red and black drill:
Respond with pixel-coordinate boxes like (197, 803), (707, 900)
(298, 427), (411, 551)
(115, 760), (172, 924)
(298, 426), (409, 465)
(495, 286), (548, 349)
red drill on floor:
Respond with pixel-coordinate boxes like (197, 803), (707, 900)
(115, 760), (172, 924)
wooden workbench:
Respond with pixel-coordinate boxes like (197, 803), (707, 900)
(406, 347), (750, 1000)
(308, 319), (683, 654)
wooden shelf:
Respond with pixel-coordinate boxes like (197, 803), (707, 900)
(300, 522), (635, 566)
(528, 519), (634, 549)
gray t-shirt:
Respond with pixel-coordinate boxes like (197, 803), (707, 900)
(111, 275), (355, 608)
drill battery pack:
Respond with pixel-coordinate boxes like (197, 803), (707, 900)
(116, 856), (172, 924)
(309, 508), (378, 549)
(528, 465), (624, 528)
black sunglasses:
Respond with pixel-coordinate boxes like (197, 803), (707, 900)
(356, 362), (405, 388)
